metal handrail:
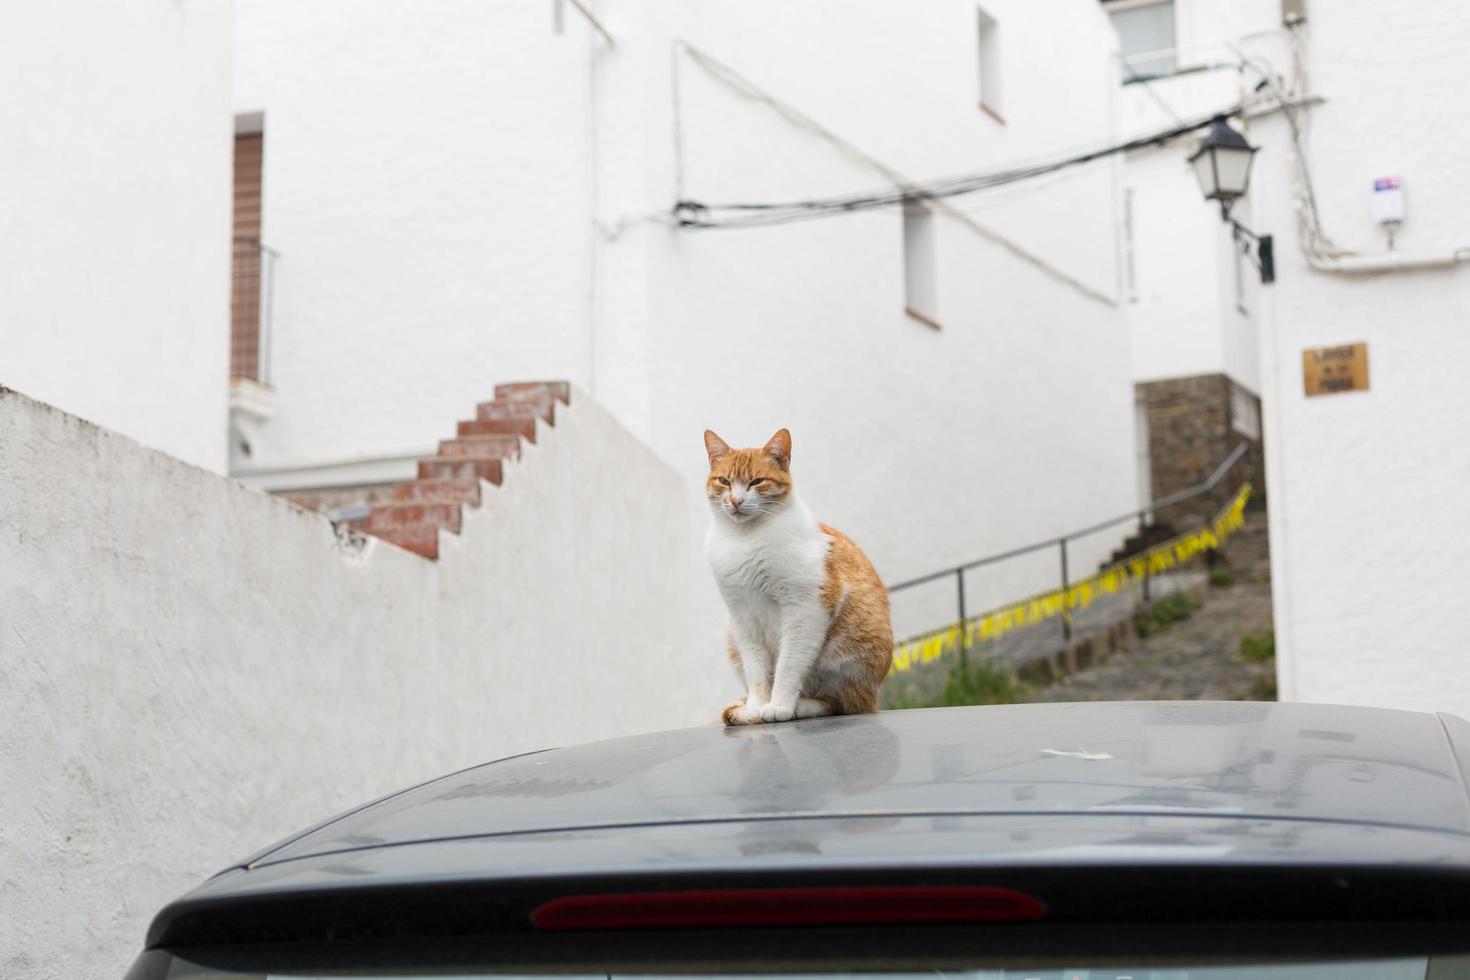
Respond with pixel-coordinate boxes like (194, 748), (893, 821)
(889, 442), (1248, 593)
(887, 442), (1251, 655)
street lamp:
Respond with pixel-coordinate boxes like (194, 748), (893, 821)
(1188, 116), (1274, 284)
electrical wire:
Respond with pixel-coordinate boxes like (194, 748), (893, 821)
(674, 103), (1246, 230)
(1119, 57), (1186, 127)
(944, 155), (1111, 215)
(675, 40), (1150, 302)
(1228, 34), (1343, 260)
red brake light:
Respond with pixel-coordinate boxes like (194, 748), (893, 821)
(532, 885), (1046, 930)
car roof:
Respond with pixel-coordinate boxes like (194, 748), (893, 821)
(145, 702), (1470, 957)
(234, 700), (1470, 872)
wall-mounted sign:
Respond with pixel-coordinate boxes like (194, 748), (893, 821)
(1303, 342), (1370, 397)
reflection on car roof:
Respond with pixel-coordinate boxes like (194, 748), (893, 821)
(241, 701), (1470, 872)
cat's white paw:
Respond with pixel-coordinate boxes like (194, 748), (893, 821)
(760, 703), (797, 723)
(723, 701), (766, 726)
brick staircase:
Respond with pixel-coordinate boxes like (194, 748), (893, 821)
(358, 381), (570, 559)
(1107, 492), (1269, 574)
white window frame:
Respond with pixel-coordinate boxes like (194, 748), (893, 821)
(1230, 384), (1261, 441)
(1104, 0), (1173, 11)
(1107, 0), (1178, 81)
(976, 6), (1003, 123)
(903, 199), (940, 330)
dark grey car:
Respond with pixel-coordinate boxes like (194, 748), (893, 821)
(126, 701), (1470, 979)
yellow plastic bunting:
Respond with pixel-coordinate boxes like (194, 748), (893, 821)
(890, 485), (1252, 673)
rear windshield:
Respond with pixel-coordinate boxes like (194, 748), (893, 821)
(153, 960), (1470, 979)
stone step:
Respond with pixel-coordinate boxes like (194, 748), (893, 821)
(437, 435), (521, 460)
(372, 524), (442, 560)
(1108, 522), (1178, 566)
(391, 479), (482, 505)
(494, 381), (570, 404)
(456, 417), (536, 441)
(418, 457), (505, 483)
(363, 502), (462, 534)
(351, 379), (569, 561)
(476, 396), (557, 425)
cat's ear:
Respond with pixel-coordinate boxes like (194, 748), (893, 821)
(704, 429), (731, 464)
(763, 428), (792, 471)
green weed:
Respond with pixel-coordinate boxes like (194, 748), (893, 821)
(1137, 592), (1200, 637)
(940, 658), (1028, 707)
(1239, 630), (1276, 663)
(887, 658), (1028, 709)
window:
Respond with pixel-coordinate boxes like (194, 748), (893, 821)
(903, 199), (939, 329)
(148, 957), (1470, 979)
(1107, 0), (1177, 81)
(231, 126), (266, 382)
(1231, 383), (1261, 440)
(976, 7), (1003, 121)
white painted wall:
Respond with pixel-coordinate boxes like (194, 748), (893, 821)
(1123, 140), (1240, 384)
(1169, 0), (1281, 63)
(1114, 0), (1470, 716)
(0, 385), (722, 980)
(229, 0), (598, 471)
(1250, 1), (1470, 718)
(0, 0), (232, 473)
(618, 0), (1137, 643)
(234, 0), (1140, 643)
(1112, 1), (1274, 393)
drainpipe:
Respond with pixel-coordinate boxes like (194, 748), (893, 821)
(1307, 248), (1470, 275)
(1254, 277), (1297, 701)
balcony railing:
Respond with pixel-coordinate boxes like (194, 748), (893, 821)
(231, 237), (279, 385)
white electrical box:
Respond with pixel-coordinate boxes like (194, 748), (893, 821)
(1372, 176), (1405, 224)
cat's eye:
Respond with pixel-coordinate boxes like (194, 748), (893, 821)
(748, 477), (766, 487)
(717, 477), (730, 486)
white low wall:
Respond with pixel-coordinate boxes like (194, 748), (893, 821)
(0, 0), (232, 473)
(0, 385), (723, 980)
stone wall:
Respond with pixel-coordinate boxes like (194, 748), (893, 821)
(1138, 373), (1264, 529)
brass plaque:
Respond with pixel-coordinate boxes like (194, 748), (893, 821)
(1303, 342), (1369, 397)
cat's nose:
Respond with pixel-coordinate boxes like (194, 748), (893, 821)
(728, 494), (744, 512)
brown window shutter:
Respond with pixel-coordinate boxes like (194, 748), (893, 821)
(231, 134), (264, 381)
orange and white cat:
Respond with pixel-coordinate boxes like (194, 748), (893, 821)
(703, 428), (893, 725)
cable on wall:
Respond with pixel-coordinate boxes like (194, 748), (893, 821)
(670, 40), (1149, 306)
(673, 103), (1245, 230)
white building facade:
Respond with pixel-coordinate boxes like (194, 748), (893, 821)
(1250, 0), (1470, 716)
(231, 0), (1142, 642)
(1104, 0), (1275, 531)
(0, 0), (234, 472)
(1111, 0), (1470, 717)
